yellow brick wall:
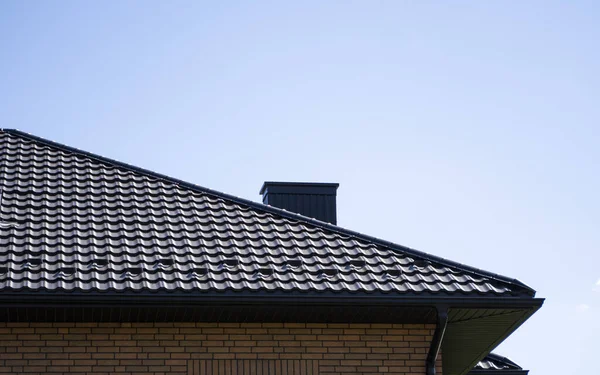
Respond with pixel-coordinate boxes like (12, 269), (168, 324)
(0, 322), (442, 375)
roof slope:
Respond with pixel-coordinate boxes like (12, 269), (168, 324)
(470, 353), (527, 374)
(0, 129), (535, 297)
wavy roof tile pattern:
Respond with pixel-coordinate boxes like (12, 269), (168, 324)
(472, 353), (526, 373)
(0, 129), (535, 296)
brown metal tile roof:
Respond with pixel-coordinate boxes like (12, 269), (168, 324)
(0, 129), (536, 297)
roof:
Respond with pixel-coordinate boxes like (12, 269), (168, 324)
(0, 129), (536, 297)
(470, 353), (528, 375)
(0, 129), (544, 375)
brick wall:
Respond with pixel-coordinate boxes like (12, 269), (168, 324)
(0, 323), (442, 375)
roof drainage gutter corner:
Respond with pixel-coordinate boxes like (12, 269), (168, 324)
(427, 305), (449, 375)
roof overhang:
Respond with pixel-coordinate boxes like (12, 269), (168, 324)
(0, 291), (542, 375)
(0, 291), (544, 315)
(443, 304), (540, 375)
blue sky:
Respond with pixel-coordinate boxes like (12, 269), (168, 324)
(1, 2), (599, 374)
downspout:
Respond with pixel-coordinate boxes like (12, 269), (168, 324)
(426, 305), (449, 375)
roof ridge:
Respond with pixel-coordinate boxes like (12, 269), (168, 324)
(0, 128), (535, 296)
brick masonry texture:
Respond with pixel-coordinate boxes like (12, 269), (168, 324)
(0, 323), (442, 375)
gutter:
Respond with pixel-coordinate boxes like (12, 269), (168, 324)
(0, 292), (545, 309)
(427, 306), (449, 375)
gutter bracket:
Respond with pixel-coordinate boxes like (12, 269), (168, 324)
(426, 305), (449, 375)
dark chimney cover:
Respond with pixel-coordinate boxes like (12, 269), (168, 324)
(259, 182), (339, 225)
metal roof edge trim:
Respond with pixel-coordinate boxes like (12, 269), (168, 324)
(259, 181), (340, 195)
(0, 291), (545, 309)
(1, 128), (536, 296)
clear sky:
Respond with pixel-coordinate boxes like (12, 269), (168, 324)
(1, 2), (598, 374)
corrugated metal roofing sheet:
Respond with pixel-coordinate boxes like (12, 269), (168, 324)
(0, 129), (535, 297)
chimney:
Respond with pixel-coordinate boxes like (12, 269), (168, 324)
(259, 181), (339, 225)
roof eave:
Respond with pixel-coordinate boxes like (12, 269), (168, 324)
(0, 290), (544, 308)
